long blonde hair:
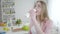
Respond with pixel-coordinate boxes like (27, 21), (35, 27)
(34, 1), (49, 22)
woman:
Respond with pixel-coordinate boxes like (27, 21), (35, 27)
(29, 0), (53, 34)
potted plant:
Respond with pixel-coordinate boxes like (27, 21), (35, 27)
(16, 19), (22, 26)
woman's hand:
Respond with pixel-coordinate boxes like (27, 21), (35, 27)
(29, 9), (37, 27)
(29, 9), (37, 20)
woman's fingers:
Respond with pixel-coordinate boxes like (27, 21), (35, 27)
(29, 9), (37, 20)
(29, 9), (36, 13)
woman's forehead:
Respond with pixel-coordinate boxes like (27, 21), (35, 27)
(36, 2), (42, 5)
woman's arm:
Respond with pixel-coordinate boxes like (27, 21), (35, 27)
(33, 18), (53, 34)
(29, 9), (45, 34)
(31, 18), (44, 34)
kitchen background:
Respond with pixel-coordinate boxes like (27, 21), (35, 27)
(0, 0), (60, 34)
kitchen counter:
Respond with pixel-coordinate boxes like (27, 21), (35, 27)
(0, 23), (29, 34)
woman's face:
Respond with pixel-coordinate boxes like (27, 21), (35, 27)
(35, 2), (42, 15)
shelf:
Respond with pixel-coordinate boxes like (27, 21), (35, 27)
(0, 0), (15, 26)
(2, 7), (14, 9)
(3, 13), (15, 15)
(2, 0), (14, 3)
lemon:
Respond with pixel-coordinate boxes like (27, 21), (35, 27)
(3, 27), (9, 31)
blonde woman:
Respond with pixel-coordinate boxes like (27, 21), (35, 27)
(29, 0), (53, 34)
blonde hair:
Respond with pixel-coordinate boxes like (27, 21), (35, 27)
(34, 1), (49, 22)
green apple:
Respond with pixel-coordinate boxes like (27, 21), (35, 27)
(22, 25), (30, 31)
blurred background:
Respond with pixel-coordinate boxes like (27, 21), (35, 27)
(0, 0), (60, 34)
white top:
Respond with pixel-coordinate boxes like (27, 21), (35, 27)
(30, 25), (58, 34)
(31, 26), (37, 34)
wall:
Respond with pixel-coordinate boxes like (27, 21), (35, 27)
(48, 0), (60, 27)
(15, 0), (37, 23)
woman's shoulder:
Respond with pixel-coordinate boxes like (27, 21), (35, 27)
(44, 18), (53, 27)
(45, 18), (53, 23)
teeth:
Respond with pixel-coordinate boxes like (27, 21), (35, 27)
(33, 9), (36, 12)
